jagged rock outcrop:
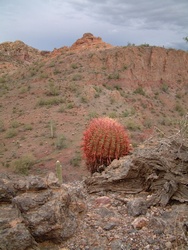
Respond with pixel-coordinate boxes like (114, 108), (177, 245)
(0, 40), (44, 66)
(70, 33), (113, 51)
(85, 137), (188, 206)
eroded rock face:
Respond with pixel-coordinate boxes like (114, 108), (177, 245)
(85, 138), (188, 206)
(0, 173), (86, 249)
(70, 33), (113, 51)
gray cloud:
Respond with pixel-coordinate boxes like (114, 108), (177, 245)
(0, 0), (187, 50)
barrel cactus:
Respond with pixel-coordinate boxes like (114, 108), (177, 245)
(82, 117), (131, 174)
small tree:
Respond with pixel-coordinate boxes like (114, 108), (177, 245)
(183, 36), (188, 43)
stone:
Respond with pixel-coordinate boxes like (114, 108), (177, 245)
(103, 222), (116, 231)
(0, 204), (38, 250)
(127, 198), (147, 217)
(94, 196), (111, 207)
(132, 216), (149, 230)
(149, 217), (166, 234)
(12, 190), (53, 212)
(18, 189), (77, 243)
(46, 172), (60, 188)
(96, 207), (115, 217)
(0, 173), (86, 248)
(110, 239), (123, 250)
(165, 241), (172, 249)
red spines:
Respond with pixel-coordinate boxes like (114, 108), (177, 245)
(82, 117), (131, 173)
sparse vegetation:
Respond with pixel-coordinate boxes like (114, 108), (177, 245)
(5, 128), (18, 138)
(161, 83), (169, 93)
(70, 151), (82, 167)
(125, 121), (141, 131)
(56, 134), (67, 149)
(0, 120), (5, 132)
(72, 74), (82, 81)
(108, 72), (120, 80)
(175, 103), (185, 116)
(133, 86), (145, 96)
(71, 63), (78, 69)
(37, 97), (64, 106)
(23, 124), (33, 131)
(13, 154), (35, 175)
(46, 82), (60, 96)
(10, 120), (20, 128)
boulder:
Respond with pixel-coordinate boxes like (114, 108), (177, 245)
(0, 173), (86, 249)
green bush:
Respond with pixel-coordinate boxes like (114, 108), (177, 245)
(37, 97), (64, 107)
(161, 83), (169, 93)
(5, 129), (18, 138)
(108, 72), (119, 80)
(11, 120), (20, 128)
(46, 82), (60, 96)
(56, 134), (67, 149)
(72, 74), (82, 81)
(133, 87), (145, 96)
(70, 152), (81, 167)
(125, 121), (141, 131)
(13, 155), (35, 175)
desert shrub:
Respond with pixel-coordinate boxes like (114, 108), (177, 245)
(53, 68), (61, 75)
(37, 97), (64, 106)
(133, 86), (145, 96)
(126, 121), (141, 131)
(10, 120), (20, 128)
(13, 155), (35, 175)
(46, 82), (60, 96)
(71, 63), (78, 69)
(58, 105), (65, 113)
(72, 74), (82, 81)
(161, 83), (169, 93)
(87, 112), (99, 120)
(121, 110), (130, 117)
(5, 128), (18, 138)
(82, 117), (131, 173)
(175, 103), (185, 116)
(108, 112), (117, 118)
(70, 151), (82, 167)
(56, 134), (67, 149)
(108, 72), (119, 80)
(23, 124), (33, 131)
(0, 120), (5, 132)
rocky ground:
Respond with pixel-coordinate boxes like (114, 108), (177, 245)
(58, 185), (188, 250)
(1, 137), (187, 250)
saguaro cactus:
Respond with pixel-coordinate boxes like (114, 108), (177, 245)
(82, 117), (131, 173)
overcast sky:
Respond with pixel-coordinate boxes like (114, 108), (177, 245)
(0, 0), (188, 51)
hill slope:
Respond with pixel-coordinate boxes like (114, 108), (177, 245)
(0, 33), (188, 180)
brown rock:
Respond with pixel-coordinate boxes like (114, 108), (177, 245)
(94, 196), (111, 207)
(132, 216), (149, 229)
(127, 198), (148, 217)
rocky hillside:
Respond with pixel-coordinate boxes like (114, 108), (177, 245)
(0, 33), (188, 181)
